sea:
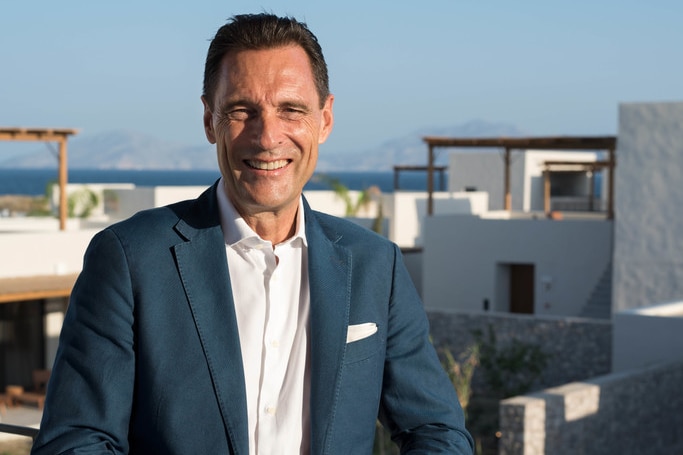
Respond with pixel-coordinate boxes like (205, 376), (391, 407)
(0, 168), (448, 196)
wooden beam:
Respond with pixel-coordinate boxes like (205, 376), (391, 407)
(542, 160), (610, 169)
(423, 135), (617, 151)
(58, 139), (68, 230)
(427, 144), (434, 215)
(393, 165), (447, 191)
(608, 146), (616, 220)
(589, 169), (596, 212)
(504, 147), (511, 211)
(543, 169), (551, 215)
(0, 289), (72, 304)
(393, 165), (447, 171)
(0, 273), (78, 304)
(0, 128), (78, 142)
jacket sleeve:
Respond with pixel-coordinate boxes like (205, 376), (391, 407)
(378, 244), (474, 454)
(32, 229), (135, 455)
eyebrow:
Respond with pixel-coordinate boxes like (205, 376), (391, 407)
(219, 98), (312, 114)
(279, 100), (311, 112)
(219, 99), (252, 112)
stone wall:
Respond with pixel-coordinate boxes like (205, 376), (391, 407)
(499, 361), (683, 455)
(426, 310), (612, 393)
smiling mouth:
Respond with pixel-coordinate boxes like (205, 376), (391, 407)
(245, 159), (290, 171)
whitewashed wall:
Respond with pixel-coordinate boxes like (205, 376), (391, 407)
(383, 191), (488, 247)
(303, 190), (381, 219)
(613, 102), (683, 312)
(448, 152), (510, 210)
(613, 301), (683, 372)
(108, 186), (207, 220)
(51, 183), (134, 218)
(0, 228), (98, 278)
(422, 215), (613, 316)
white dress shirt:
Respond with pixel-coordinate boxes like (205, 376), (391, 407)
(217, 181), (311, 455)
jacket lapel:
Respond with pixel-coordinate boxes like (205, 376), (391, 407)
(305, 202), (352, 454)
(172, 186), (249, 455)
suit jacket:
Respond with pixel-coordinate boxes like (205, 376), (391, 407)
(32, 183), (473, 454)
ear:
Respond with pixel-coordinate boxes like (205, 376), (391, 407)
(318, 94), (334, 144)
(201, 96), (217, 144)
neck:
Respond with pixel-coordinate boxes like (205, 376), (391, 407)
(242, 207), (299, 245)
(220, 181), (301, 245)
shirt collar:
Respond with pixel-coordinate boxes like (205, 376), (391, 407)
(216, 177), (307, 248)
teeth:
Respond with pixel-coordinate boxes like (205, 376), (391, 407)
(246, 159), (289, 170)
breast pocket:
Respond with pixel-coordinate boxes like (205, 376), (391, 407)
(344, 331), (383, 364)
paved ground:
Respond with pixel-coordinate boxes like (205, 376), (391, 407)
(0, 406), (41, 454)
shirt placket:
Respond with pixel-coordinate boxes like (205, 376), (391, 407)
(257, 244), (290, 453)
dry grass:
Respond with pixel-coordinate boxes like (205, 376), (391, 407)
(0, 196), (49, 215)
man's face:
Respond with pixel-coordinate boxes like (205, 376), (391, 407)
(202, 45), (334, 219)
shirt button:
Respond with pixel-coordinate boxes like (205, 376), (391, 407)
(270, 340), (280, 348)
(265, 406), (277, 416)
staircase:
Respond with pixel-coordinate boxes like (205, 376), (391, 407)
(579, 262), (613, 319)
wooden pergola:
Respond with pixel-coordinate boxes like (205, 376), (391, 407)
(422, 136), (617, 219)
(0, 127), (79, 230)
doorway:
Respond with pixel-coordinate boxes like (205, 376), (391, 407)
(509, 264), (535, 314)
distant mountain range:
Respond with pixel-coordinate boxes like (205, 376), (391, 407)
(0, 120), (525, 171)
(0, 130), (217, 170)
(316, 120), (525, 171)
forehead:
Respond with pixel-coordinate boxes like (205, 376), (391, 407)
(217, 45), (317, 94)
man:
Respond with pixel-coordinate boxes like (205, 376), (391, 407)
(32, 13), (473, 454)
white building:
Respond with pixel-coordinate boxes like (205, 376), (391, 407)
(419, 137), (616, 318)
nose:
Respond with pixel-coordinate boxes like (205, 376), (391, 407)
(252, 111), (283, 150)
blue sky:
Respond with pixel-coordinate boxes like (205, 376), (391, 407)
(1, 0), (681, 158)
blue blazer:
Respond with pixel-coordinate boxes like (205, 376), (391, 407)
(33, 183), (473, 454)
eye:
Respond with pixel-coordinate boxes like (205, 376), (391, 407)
(280, 106), (307, 120)
(227, 108), (251, 121)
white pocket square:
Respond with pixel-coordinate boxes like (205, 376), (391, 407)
(346, 322), (378, 343)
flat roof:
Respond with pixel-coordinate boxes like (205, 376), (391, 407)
(0, 273), (78, 304)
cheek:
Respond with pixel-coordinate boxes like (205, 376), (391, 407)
(214, 135), (235, 175)
(293, 119), (323, 149)
(215, 126), (239, 155)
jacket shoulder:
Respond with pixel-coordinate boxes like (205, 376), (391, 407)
(106, 184), (218, 235)
(105, 200), (188, 236)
